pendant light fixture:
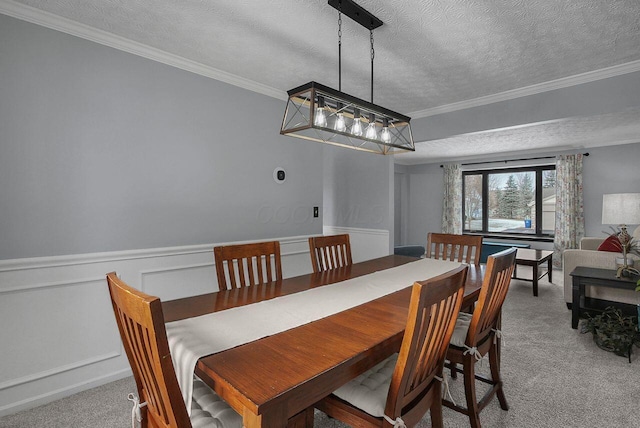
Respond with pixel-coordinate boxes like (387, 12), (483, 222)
(280, 0), (414, 155)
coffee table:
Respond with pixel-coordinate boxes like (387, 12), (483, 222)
(512, 248), (554, 297)
(569, 266), (639, 329)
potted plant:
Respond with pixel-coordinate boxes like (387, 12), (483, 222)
(581, 306), (640, 363)
(637, 278), (640, 330)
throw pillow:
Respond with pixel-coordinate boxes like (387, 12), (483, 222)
(597, 234), (622, 252)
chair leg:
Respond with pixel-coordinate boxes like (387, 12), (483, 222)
(430, 385), (444, 428)
(450, 362), (458, 379)
(489, 341), (509, 411)
(463, 356), (482, 428)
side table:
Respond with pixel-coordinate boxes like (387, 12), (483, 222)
(513, 248), (554, 296)
(569, 266), (639, 329)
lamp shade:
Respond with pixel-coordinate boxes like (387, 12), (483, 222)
(602, 193), (640, 225)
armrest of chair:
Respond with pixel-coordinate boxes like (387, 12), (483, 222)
(580, 237), (604, 251)
(562, 247), (638, 303)
(562, 249), (620, 303)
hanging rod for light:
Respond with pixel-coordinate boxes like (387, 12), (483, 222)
(280, 0), (414, 155)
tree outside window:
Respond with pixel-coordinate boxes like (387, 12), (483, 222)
(464, 174), (482, 231)
(462, 166), (555, 237)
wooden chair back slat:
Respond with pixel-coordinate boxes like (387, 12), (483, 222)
(214, 241), (282, 291)
(247, 257), (256, 286)
(308, 234), (353, 273)
(315, 265), (467, 427)
(466, 248), (517, 346)
(227, 261), (238, 289)
(107, 272), (192, 428)
(385, 265), (467, 425)
(442, 248), (517, 426)
(426, 233), (483, 265)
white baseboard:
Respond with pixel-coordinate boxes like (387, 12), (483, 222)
(0, 368), (132, 417)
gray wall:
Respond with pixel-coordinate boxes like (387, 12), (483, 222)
(0, 15), (323, 260)
(323, 145), (393, 233)
(395, 142), (640, 247)
(411, 72), (640, 141)
(582, 144), (640, 236)
(393, 163), (443, 247)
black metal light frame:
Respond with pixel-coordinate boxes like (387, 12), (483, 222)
(280, 0), (414, 155)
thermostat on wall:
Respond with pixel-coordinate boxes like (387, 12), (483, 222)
(273, 167), (286, 183)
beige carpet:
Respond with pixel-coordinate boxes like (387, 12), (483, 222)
(1, 270), (638, 428)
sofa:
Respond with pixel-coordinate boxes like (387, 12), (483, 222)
(562, 229), (640, 307)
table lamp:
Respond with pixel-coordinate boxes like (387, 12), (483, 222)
(602, 193), (640, 277)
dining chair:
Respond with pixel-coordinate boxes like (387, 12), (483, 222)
(426, 233), (483, 265)
(308, 234), (353, 273)
(213, 241), (282, 290)
(314, 265), (468, 428)
(106, 272), (242, 428)
(442, 248), (517, 428)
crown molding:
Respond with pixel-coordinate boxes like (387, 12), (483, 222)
(0, 0), (288, 101)
(394, 137), (640, 166)
(410, 60), (640, 118)
(3, 0), (639, 114)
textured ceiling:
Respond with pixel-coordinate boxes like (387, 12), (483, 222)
(4, 0), (640, 162)
(394, 106), (640, 164)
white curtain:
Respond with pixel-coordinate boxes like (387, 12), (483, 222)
(553, 154), (585, 268)
(442, 164), (462, 234)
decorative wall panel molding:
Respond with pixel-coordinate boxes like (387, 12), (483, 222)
(0, 351), (121, 391)
(323, 226), (390, 263)
(0, 230), (388, 417)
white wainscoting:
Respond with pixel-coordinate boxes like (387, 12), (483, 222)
(0, 228), (389, 417)
(323, 226), (391, 263)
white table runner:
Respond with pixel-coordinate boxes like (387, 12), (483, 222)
(165, 258), (461, 413)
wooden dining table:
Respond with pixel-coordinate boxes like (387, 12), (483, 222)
(162, 255), (485, 428)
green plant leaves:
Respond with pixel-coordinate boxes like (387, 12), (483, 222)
(581, 306), (640, 362)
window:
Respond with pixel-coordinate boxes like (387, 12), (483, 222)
(463, 166), (556, 237)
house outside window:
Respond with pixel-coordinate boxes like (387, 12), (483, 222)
(463, 166), (556, 237)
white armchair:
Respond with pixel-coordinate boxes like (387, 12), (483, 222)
(563, 235), (639, 307)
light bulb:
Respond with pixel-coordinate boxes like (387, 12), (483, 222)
(314, 108), (327, 127)
(314, 96), (327, 127)
(335, 114), (346, 132)
(365, 113), (377, 139)
(365, 123), (377, 139)
(334, 102), (346, 132)
(381, 118), (391, 143)
(351, 108), (363, 136)
(352, 118), (363, 136)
